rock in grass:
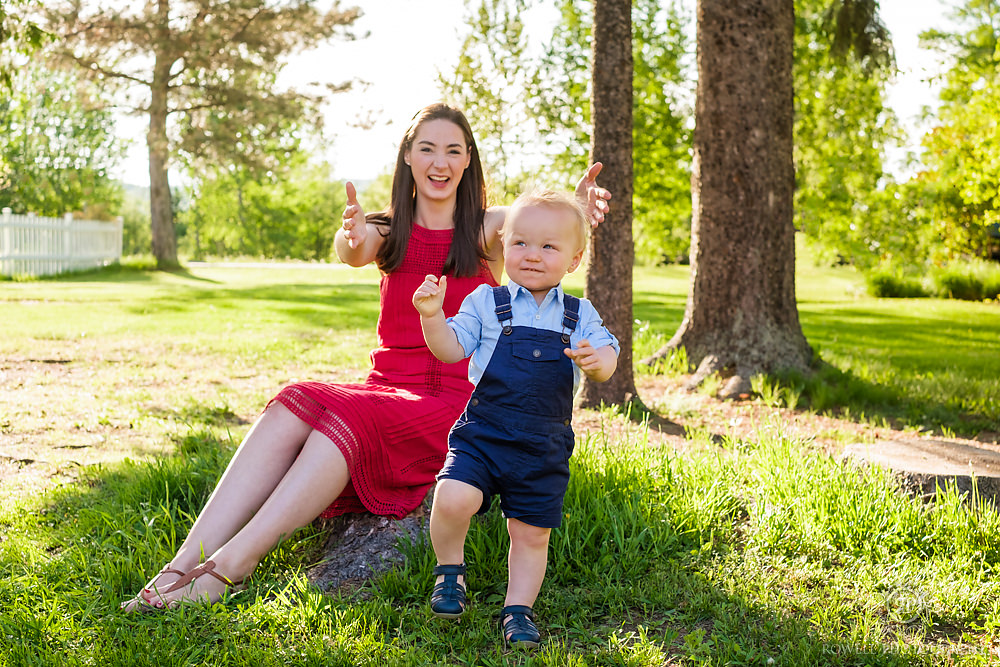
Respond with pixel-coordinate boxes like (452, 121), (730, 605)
(843, 438), (1000, 507)
(307, 495), (430, 592)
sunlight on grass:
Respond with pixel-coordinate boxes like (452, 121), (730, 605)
(2, 259), (999, 664)
(1, 418), (997, 664)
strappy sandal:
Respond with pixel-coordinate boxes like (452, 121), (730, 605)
(158, 560), (248, 609)
(430, 563), (467, 619)
(120, 564), (186, 613)
(501, 604), (540, 649)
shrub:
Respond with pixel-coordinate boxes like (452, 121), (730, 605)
(927, 260), (1000, 301)
(931, 268), (985, 301)
(864, 268), (928, 298)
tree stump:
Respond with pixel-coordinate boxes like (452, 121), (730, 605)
(307, 494), (432, 592)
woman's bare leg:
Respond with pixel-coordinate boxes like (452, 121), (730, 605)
(159, 427), (351, 605)
(169, 402), (314, 570)
(122, 402), (312, 610)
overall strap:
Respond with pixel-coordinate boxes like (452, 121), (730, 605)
(561, 294), (580, 343)
(491, 285), (514, 335)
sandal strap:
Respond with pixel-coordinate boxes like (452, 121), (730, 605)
(432, 563), (466, 576)
(501, 604), (534, 620)
(501, 604), (539, 644)
(142, 565), (186, 595)
(161, 560), (245, 595)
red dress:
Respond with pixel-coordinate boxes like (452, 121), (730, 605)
(271, 224), (497, 519)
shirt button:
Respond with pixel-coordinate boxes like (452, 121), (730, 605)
(563, 419), (570, 426)
(535, 314), (540, 320)
(532, 349), (541, 358)
(471, 398), (479, 406)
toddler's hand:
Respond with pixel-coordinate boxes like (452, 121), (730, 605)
(412, 274), (448, 317)
(565, 338), (601, 372)
(341, 182), (367, 249)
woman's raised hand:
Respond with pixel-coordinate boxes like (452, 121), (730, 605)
(412, 274), (448, 318)
(575, 162), (612, 227)
(342, 182), (368, 249)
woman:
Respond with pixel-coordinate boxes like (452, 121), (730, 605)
(121, 103), (610, 610)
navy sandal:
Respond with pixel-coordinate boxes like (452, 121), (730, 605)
(430, 563), (467, 619)
(501, 604), (540, 649)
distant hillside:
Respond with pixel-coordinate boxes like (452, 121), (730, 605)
(122, 183), (150, 205)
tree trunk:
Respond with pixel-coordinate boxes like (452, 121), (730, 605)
(644, 0), (811, 398)
(147, 2), (177, 269)
(579, 0), (638, 409)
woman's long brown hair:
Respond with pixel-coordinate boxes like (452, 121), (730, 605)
(370, 103), (488, 277)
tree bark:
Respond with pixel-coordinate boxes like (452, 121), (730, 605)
(644, 0), (811, 397)
(579, 0), (638, 409)
(148, 1), (177, 269)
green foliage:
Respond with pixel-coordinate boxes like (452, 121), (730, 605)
(0, 54), (123, 217)
(916, 0), (1000, 261)
(120, 186), (153, 256)
(864, 268), (929, 298)
(529, 0), (693, 264)
(0, 0), (49, 90)
(864, 259), (1000, 301)
(179, 159), (345, 260)
(439, 0), (533, 199)
(793, 0), (898, 269)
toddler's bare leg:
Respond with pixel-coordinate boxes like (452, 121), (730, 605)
(504, 518), (551, 608)
(429, 479), (482, 587)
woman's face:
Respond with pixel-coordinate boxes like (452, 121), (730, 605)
(405, 118), (471, 205)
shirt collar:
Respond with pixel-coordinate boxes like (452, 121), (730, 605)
(505, 279), (564, 307)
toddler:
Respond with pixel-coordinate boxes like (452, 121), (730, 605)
(412, 189), (619, 648)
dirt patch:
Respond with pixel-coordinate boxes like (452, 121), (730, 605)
(3, 357), (992, 509)
(0, 341), (366, 506)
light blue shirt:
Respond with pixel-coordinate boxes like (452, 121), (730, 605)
(446, 280), (621, 393)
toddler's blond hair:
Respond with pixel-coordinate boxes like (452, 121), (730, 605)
(502, 189), (589, 252)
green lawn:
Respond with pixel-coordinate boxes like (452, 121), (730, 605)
(1, 259), (998, 665)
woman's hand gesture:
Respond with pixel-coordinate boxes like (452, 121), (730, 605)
(342, 182), (368, 249)
(575, 162), (612, 227)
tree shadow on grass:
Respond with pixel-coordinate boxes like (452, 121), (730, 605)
(633, 287), (1000, 438)
(119, 281), (382, 330)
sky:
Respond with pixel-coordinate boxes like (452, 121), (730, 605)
(111, 0), (953, 188)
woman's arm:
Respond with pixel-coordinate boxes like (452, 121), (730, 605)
(335, 182), (387, 267)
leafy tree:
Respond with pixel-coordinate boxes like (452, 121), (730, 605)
(45, 0), (361, 268)
(0, 55), (122, 217)
(0, 0), (48, 89)
(530, 0), (692, 264)
(794, 0), (898, 268)
(179, 157), (344, 260)
(917, 0), (1000, 259)
(438, 0), (533, 199)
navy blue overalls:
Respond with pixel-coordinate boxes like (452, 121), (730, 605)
(438, 286), (580, 528)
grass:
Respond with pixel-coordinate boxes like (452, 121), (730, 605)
(628, 258), (1000, 437)
(2, 419), (997, 665)
(1, 256), (999, 664)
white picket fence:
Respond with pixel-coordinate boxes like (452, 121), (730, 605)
(0, 207), (123, 277)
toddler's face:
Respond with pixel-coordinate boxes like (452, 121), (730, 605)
(502, 205), (584, 298)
